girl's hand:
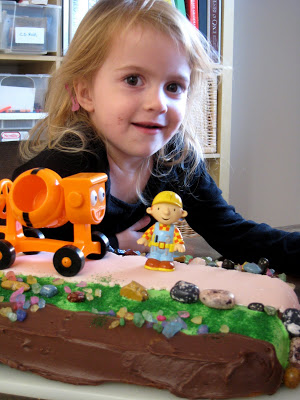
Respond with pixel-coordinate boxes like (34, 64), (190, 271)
(116, 216), (151, 252)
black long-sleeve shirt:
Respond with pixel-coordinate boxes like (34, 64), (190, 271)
(12, 140), (300, 277)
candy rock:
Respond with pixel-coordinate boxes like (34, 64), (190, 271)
(243, 262), (262, 274)
(120, 280), (149, 302)
(282, 308), (300, 337)
(248, 302), (264, 312)
(222, 259), (235, 270)
(170, 280), (200, 304)
(40, 285), (58, 298)
(1, 280), (30, 292)
(289, 337), (300, 366)
(200, 289), (235, 310)
(67, 291), (85, 303)
(162, 320), (183, 338)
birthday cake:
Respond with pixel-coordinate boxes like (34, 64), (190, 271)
(0, 251), (300, 399)
(0, 169), (299, 398)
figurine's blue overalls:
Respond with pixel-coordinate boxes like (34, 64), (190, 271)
(149, 222), (175, 262)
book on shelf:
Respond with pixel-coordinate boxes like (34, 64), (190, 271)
(184, 0), (199, 29)
(207, 0), (221, 63)
(174, 0), (186, 17)
(198, 0), (207, 39)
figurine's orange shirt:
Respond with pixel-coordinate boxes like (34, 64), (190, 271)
(142, 223), (184, 244)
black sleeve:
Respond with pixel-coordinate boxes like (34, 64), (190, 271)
(178, 163), (300, 276)
(12, 148), (99, 180)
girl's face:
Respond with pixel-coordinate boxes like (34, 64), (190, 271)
(79, 25), (191, 163)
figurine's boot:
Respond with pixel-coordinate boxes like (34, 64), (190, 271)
(144, 258), (161, 270)
(158, 261), (175, 272)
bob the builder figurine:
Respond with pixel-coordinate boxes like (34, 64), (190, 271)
(137, 191), (187, 271)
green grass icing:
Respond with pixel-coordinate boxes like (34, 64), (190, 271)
(0, 274), (290, 368)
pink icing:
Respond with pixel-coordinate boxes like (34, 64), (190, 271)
(9, 252), (299, 312)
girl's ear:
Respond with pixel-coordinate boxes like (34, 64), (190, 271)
(74, 79), (94, 112)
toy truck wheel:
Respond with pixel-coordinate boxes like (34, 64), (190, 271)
(23, 228), (45, 255)
(0, 240), (16, 270)
(53, 245), (85, 277)
(87, 231), (109, 260)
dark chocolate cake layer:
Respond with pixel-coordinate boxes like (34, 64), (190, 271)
(0, 303), (283, 399)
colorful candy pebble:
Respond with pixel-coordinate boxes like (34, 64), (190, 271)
(197, 324), (209, 334)
(53, 278), (64, 286)
(178, 311), (190, 318)
(124, 312), (134, 321)
(38, 298), (46, 309)
(133, 313), (145, 328)
(23, 300), (31, 310)
(109, 320), (120, 329)
(30, 296), (39, 305)
(191, 316), (203, 324)
(7, 312), (17, 322)
(10, 287), (24, 303)
(6, 271), (17, 281)
(40, 285), (58, 298)
(31, 283), (41, 294)
(142, 310), (154, 322)
(153, 323), (163, 333)
(220, 324), (230, 333)
(26, 275), (37, 285)
(284, 366), (300, 389)
(0, 307), (12, 317)
(76, 281), (87, 287)
(16, 309), (27, 322)
(162, 320), (182, 338)
(12, 302), (24, 311)
(30, 304), (39, 313)
(117, 307), (128, 318)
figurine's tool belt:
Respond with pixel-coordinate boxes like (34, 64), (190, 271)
(149, 240), (175, 252)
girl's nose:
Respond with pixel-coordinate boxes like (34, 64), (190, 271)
(144, 87), (167, 113)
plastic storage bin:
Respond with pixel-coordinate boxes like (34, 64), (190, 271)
(0, 73), (50, 112)
(0, 1), (61, 54)
(0, 112), (46, 142)
(0, 73), (49, 142)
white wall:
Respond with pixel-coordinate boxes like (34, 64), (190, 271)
(230, 0), (300, 227)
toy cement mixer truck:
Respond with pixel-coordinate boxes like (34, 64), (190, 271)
(0, 168), (109, 277)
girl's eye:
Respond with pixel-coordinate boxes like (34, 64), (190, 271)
(166, 82), (184, 94)
(125, 75), (142, 86)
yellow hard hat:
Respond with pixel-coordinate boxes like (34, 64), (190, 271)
(151, 191), (183, 208)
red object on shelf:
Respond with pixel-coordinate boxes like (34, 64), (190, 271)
(184, 0), (199, 29)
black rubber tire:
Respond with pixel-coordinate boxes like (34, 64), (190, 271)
(53, 245), (85, 277)
(0, 239), (16, 270)
(87, 231), (109, 260)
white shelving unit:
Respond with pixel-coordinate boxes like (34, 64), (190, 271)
(0, 0), (234, 200)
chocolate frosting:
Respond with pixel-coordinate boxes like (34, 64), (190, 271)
(0, 304), (283, 399)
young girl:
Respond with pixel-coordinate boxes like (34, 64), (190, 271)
(13, 0), (299, 276)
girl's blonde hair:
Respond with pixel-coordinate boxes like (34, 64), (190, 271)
(20, 0), (215, 190)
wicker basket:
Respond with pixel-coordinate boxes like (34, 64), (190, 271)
(175, 219), (199, 238)
(176, 75), (218, 238)
(191, 74), (218, 154)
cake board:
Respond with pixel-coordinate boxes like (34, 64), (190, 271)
(0, 363), (299, 400)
